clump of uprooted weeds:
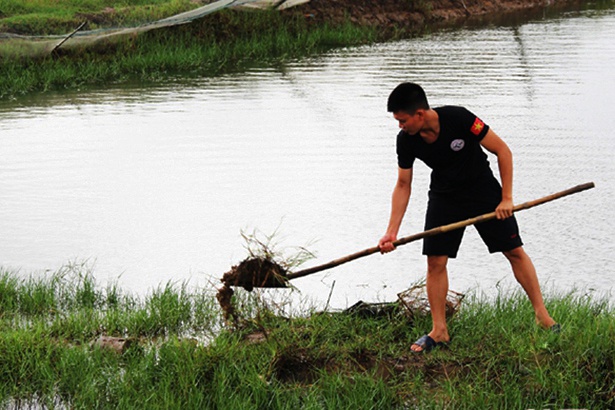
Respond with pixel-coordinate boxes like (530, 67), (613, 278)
(217, 229), (315, 324)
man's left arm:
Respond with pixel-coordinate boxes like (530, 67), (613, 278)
(480, 129), (514, 220)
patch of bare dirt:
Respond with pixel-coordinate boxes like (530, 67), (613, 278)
(242, 298), (468, 385)
(271, 345), (473, 385)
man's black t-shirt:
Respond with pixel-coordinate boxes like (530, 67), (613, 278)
(396, 106), (495, 194)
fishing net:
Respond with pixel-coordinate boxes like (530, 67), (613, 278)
(0, 0), (309, 59)
(397, 283), (465, 319)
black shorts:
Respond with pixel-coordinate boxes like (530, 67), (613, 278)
(422, 180), (523, 258)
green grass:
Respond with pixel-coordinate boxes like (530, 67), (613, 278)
(0, 0), (198, 34)
(0, 1), (383, 98)
(1, 1), (612, 98)
(1, 265), (614, 409)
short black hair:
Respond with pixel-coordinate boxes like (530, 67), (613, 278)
(387, 82), (430, 113)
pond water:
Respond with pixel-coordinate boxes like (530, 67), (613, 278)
(1, 6), (614, 308)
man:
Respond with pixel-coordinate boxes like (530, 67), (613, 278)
(378, 82), (558, 353)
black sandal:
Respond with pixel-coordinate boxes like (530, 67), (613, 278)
(411, 334), (450, 353)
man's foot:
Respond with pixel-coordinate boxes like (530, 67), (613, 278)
(536, 315), (557, 330)
(411, 334), (450, 353)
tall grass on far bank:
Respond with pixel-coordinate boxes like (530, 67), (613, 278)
(0, 0), (200, 35)
(1, 266), (614, 409)
(0, 9), (379, 98)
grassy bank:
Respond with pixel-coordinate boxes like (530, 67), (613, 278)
(0, 0), (202, 35)
(2, 1), (613, 98)
(0, 1), (381, 99)
(1, 266), (613, 409)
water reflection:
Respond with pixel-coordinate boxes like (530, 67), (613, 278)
(0, 7), (613, 307)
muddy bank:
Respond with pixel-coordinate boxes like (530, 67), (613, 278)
(288, 0), (587, 34)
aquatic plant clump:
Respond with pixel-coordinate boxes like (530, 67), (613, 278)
(216, 228), (315, 321)
(221, 257), (289, 291)
(222, 227), (315, 290)
(216, 257), (288, 322)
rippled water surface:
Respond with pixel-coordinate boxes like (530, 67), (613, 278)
(1, 7), (614, 307)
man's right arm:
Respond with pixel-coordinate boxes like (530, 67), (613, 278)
(379, 167), (413, 253)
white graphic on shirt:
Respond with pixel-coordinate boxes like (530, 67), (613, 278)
(450, 139), (465, 151)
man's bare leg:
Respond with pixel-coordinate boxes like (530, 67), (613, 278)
(411, 255), (451, 352)
(503, 246), (556, 329)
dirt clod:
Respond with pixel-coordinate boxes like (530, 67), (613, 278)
(220, 257), (289, 291)
(216, 284), (236, 322)
(217, 257), (289, 323)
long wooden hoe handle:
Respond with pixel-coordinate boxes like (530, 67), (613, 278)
(287, 182), (595, 281)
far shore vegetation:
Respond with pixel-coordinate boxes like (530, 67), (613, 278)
(0, 0), (386, 99)
(1, 265), (614, 408)
(1, 1), (613, 99)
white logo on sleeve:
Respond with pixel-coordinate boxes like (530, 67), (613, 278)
(450, 139), (465, 151)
